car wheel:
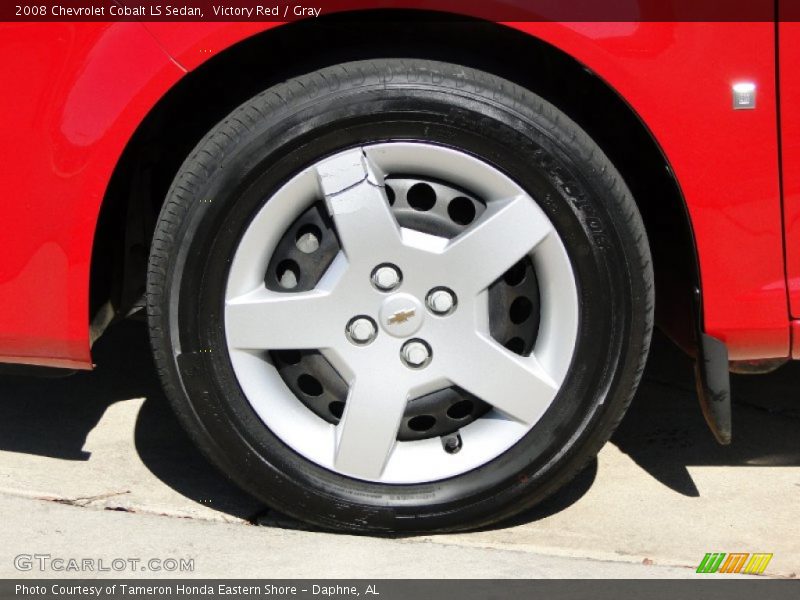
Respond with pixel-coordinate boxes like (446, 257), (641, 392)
(147, 59), (653, 532)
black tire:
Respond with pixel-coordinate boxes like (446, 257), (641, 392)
(147, 59), (653, 533)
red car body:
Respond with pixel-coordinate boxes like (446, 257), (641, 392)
(0, 12), (798, 369)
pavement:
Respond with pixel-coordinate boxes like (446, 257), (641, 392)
(0, 321), (797, 579)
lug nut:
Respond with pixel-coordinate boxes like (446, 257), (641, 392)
(426, 288), (457, 315)
(401, 339), (432, 368)
(346, 316), (377, 345)
(371, 264), (402, 291)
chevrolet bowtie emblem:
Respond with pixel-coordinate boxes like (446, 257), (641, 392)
(388, 308), (416, 325)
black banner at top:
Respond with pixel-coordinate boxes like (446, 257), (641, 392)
(3, 0), (798, 23)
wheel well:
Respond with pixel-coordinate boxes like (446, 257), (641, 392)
(90, 13), (699, 348)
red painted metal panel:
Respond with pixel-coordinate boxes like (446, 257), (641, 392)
(0, 23), (183, 368)
(506, 23), (787, 360)
(149, 21), (792, 360)
(779, 20), (800, 318)
(0, 15), (790, 368)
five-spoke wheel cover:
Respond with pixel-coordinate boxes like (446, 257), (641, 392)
(224, 143), (579, 484)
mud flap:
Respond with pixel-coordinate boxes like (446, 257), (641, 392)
(693, 288), (732, 445)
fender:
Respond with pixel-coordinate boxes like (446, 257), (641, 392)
(0, 16), (788, 368)
(145, 20), (787, 362)
(0, 23), (184, 368)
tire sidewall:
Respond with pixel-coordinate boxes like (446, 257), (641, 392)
(151, 61), (649, 532)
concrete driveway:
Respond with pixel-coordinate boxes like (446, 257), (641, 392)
(0, 321), (797, 578)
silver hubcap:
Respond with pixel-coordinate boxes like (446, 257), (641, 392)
(224, 143), (579, 484)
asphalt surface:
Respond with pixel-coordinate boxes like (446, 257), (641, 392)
(0, 321), (797, 578)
